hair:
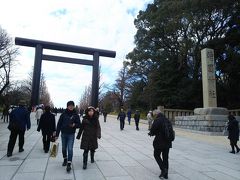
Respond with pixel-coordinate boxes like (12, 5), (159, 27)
(228, 114), (236, 121)
(84, 106), (98, 125)
(45, 106), (51, 112)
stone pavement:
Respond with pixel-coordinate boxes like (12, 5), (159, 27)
(0, 113), (239, 180)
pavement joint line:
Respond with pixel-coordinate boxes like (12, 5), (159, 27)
(101, 118), (159, 178)
(9, 134), (42, 180)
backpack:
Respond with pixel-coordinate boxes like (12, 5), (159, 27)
(164, 119), (175, 142)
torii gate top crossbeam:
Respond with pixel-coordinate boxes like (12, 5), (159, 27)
(15, 37), (116, 58)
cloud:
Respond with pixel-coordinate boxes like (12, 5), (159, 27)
(0, 0), (153, 107)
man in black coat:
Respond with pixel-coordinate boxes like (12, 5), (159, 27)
(227, 114), (240, 154)
(149, 111), (172, 179)
(56, 101), (81, 172)
(7, 100), (31, 157)
(37, 106), (56, 153)
(134, 110), (140, 130)
(117, 108), (126, 130)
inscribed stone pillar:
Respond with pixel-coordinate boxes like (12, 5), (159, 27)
(201, 48), (217, 108)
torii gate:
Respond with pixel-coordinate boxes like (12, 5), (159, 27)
(15, 37), (116, 108)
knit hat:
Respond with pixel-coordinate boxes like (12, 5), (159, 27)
(67, 101), (75, 107)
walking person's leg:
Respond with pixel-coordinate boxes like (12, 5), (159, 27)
(42, 132), (47, 151)
(7, 130), (18, 157)
(154, 149), (165, 177)
(230, 141), (235, 153)
(83, 149), (89, 169)
(61, 134), (68, 166)
(66, 134), (74, 172)
(120, 120), (123, 130)
(46, 134), (51, 153)
(123, 119), (125, 129)
(233, 141), (240, 153)
(162, 148), (170, 179)
(18, 130), (25, 152)
(90, 149), (95, 163)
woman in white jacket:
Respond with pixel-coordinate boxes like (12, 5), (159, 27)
(147, 111), (154, 130)
(35, 107), (43, 125)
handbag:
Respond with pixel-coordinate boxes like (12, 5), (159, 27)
(50, 141), (59, 158)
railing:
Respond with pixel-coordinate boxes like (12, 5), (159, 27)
(162, 108), (193, 124)
(228, 109), (240, 116)
(157, 106), (240, 124)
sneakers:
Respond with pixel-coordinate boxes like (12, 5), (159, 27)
(66, 163), (71, 172)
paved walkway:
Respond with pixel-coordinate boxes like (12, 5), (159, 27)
(0, 113), (239, 180)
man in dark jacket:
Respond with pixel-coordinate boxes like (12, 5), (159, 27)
(56, 101), (81, 172)
(37, 106), (56, 153)
(117, 108), (126, 130)
(227, 114), (240, 154)
(7, 100), (31, 157)
(102, 109), (108, 122)
(134, 110), (140, 130)
(149, 111), (172, 179)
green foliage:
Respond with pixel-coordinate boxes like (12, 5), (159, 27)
(126, 0), (240, 109)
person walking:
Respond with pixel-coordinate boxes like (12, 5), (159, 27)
(117, 109), (126, 130)
(56, 101), (81, 172)
(7, 100), (31, 157)
(134, 110), (140, 131)
(227, 114), (240, 154)
(102, 109), (108, 122)
(35, 107), (43, 125)
(76, 106), (101, 170)
(148, 111), (173, 179)
(127, 109), (132, 125)
(37, 106), (56, 153)
(1, 105), (9, 123)
(147, 110), (154, 130)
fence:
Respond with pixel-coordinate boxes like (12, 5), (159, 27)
(158, 106), (240, 124)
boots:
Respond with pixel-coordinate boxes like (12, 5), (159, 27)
(159, 168), (168, 179)
(163, 168), (168, 179)
(90, 151), (95, 163)
(62, 158), (67, 166)
(66, 162), (71, 172)
(83, 152), (88, 169)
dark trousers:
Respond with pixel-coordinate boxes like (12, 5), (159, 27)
(83, 149), (95, 156)
(120, 119), (125, 130)
(42, 132), (51, 151)
(230, 140), (239, 151)
(154, 148), (169, 171)
(7, 130), (25, 153)
(135, 119), (139, 130)
(104, 116), (107, 122)
(2, 115), (9, 122)
(128, 117), (131, 125)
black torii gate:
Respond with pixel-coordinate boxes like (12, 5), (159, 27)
(15, 37), (116, 108)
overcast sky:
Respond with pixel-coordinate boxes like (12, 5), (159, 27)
(0, 0), (153, 108)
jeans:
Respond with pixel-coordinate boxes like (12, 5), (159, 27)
(154, 148), (170, 171)
(61, 133), (75, 162)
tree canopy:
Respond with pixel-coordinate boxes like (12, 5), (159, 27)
(126, 0), (240, 109)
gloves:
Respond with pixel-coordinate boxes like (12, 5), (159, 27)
(76, 133), (81, 140)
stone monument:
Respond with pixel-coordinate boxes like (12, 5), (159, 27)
(175, 48), (230, 135)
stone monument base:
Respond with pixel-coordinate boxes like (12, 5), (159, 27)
(175, 107), (231, 136)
